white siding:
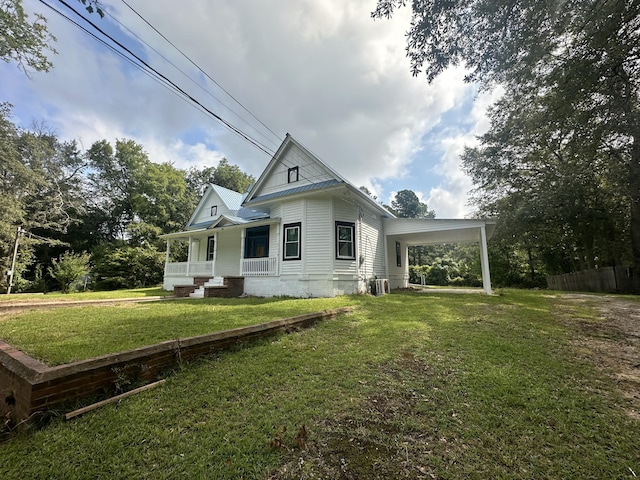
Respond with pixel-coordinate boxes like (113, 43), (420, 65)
(279, 200), (304, 275)
(255, 144), (336, 197)
(304, 197), (333, 275)
(268, 223), (279, 261)
(215, 229), (242, 276)
(192, 189), (231, 225)
(359, 209), (385, 281)
(386, 237), (409, 289)
(332, 198), (357, 276)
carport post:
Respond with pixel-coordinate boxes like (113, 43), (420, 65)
(479, 225), (493, 294)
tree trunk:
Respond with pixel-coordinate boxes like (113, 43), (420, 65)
(630, 134), (640, 293)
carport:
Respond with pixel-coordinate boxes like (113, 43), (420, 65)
(383, 218), (497, 294)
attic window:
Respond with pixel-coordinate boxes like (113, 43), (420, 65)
(288, 166), (299, 183)
(210, 205), (218, 216)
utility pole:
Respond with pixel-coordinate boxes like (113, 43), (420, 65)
(6, 226), (21, 295)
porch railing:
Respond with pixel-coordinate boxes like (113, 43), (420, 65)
(165, 258), (278, 277)
(164, 261), (214, 277)
(242, 256), (278, 276)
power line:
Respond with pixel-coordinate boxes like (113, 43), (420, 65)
(39, 0), (315, 182)
(110, 4), (307, 179)
(120, 0), (282, 150)
(40, 0), (277, 156)
(97, 3), (281, 152)
(37, 1), (186, 99)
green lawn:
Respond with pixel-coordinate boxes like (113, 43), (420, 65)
(1, 290), (638, 479)
(0, 296), (353, 365)
(0, 287), (171, 303)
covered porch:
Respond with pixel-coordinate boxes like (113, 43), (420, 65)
(383, 218), (496, 294)
(160, 219), (281, 291)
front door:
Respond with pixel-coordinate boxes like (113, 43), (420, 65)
(206, 236), (215, 261)
(245, 226), (269, 258)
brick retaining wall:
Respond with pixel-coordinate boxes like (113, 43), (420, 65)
(0, 306), (352, 425)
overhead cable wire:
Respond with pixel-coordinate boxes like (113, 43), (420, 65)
(102, 5), (281, 152)
(42, 0), (276, 156)
(37, 0), (185, 100)
(121, 0), (282, 150)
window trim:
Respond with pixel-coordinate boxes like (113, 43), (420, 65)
(335, 221), (356, 260)
(287, 166), (299, 183)
(210, 205), (218, 216)
(283, 222), (302, 261)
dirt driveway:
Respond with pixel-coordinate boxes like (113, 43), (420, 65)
(559, 293), (640, 420)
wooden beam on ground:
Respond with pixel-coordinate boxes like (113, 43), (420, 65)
(65, 379), (166, 420)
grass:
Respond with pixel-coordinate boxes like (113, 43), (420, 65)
(0, 287), (171, 303)
(0, 296), (353, 365)
(1, 290), (639, 479)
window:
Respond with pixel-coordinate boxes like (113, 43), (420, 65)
(283, 222), (301, 260)
(396, 241), (401, 267)
(210, 205), (218, 216)
(288, 166), (299, 183)
(206, 236), (215, 261)
(244, 226), (269, 258)
(336, 221), (355, 260)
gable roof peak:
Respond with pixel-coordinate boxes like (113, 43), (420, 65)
(243, 133), (347, 204)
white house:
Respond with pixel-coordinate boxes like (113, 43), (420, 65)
(161, 134), (496, 297)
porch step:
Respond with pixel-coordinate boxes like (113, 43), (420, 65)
(189, 287), (205, 299)
(189, 277), (224, 298)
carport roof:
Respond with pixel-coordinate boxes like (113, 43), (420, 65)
(383, 218), (496, 245)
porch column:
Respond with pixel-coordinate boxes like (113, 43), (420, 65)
(212, 233), (218, 276)
(239, 229), (246, 275)
(479, 225), (493, 294)
(165, 239), (171, 265)
(186, 235), (193, 277)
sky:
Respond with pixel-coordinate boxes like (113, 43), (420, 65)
(3, 0), (501, 218)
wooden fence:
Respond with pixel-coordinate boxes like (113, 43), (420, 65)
(546, 266), (636, 293)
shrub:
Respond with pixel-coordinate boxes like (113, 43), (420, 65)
(92, 245), (164, 290)
(48, 251), (91, 293)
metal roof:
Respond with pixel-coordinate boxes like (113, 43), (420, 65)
(210, 184), (243, 211)
(245, 179), (343, 204)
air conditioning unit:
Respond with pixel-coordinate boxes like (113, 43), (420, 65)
(375, 278), (390, 296)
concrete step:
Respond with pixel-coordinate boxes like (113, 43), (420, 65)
(189, 287), (205, 298)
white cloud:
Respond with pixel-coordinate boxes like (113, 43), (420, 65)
(426, 87), (504, 218)
(6, 0), (494, 217)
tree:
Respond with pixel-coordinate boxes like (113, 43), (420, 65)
(389, 189), (435, 266)
(0, 105), (87, 291)
(91, 244), (164, 290)
(374, 0), (640, 285)
(48, 250), (90, 293)
(461, 85), (631, 279)
(391, 189), (435, 219)
(1, 0), (56, 75)
(85, 139), (196, 243)
(186, 158), (254, 195)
